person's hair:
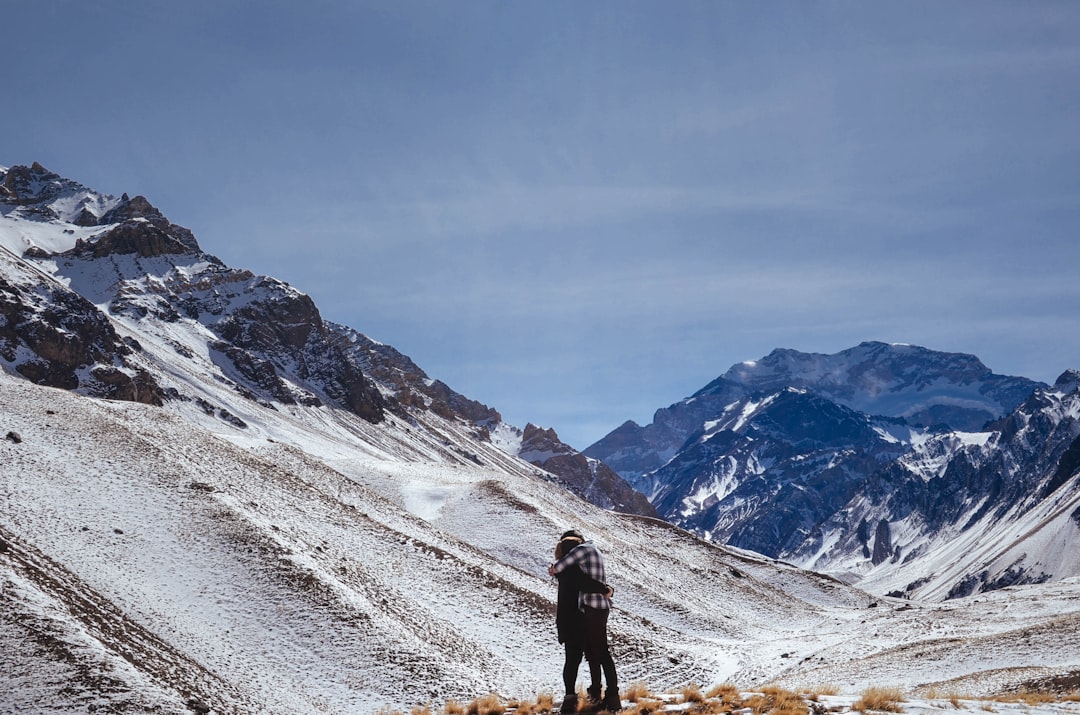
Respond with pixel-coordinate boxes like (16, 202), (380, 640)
(555, 534), (584, 559)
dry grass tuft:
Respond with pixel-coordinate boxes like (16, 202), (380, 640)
(989, 690), (1056, 706)
(681, 683), (706, 703)
(625, 682), (651, 703)
(802, 684), (840, 700)
(705, 682), (743, 706)
(443, 700), (466, 715)
(924, 687), (971, 708)
(852, 686), (905, 713)
(622, 698), (666, 715)
(465, 694), (504, 715)
(758, 685), (807, 715)
(506, 692), (555, 715)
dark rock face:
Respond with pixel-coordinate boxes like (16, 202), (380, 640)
(331, 326), (497, 428)
(0, 273), (163, 405)
(65, 220), (195, 259)
(519, 423), (656, 518)
(648, 389), (914, 557)
(803, 378), (1080, 597)
(2, 163), (384, 424)
(97, 194), (200, 252)
(179, 280), (386, 424)
(584, 376), (747, 494)
(1, 162), (68, 206)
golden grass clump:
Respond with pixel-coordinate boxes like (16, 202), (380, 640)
(705, 682), (744, 707)
(852, 686), (905, 713)
(802, 684), (840, 701)
(465, 693), (504, 715)
(622, 698), (666, 715)
(508, 693), (553, 715)
(760, 686), (807, 715)
(989, 690), (1056, 706)
(681, 683), (706, 703)
(625, 682), (651, 703)
(923, 686), (970, 708)
(443, 700), (466, 715)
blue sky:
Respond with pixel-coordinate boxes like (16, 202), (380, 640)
(6, 1), (1080, 449)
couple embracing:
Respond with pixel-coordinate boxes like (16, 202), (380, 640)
(548, 529), (621, 713)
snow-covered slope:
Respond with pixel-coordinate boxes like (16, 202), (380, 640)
(6, 371), (1080, 712)
(801, 370), (1080, 601)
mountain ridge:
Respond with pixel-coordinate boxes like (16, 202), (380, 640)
(0, 162), (647, 516)
(585, 343), (1077, 601)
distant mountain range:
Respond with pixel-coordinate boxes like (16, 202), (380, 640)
(584, 342), (1080, 600)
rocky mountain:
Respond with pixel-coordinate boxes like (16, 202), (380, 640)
(516, 423), (657, 516)
(809, 369), (1080, 601)
(585, 343), (1080, 600)
(0, 162), (648, 516)
(587, 343), (1046, 494)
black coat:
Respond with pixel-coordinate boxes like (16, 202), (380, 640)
(555, 549), (608, 645)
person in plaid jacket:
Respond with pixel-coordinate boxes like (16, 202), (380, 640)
(549, 529), (620, 712)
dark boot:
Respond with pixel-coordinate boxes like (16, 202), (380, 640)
(585, 685), (602, 712)
(599, 689), (622, 712)
(560, 694), (578, 713)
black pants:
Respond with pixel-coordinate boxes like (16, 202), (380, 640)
(562, 640), (585, 695)
(583, 606), (617, 693)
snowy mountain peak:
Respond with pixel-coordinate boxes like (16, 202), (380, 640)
(1054, 369), (1080, 393)
(0, 162), (121, 226)
(586, 341), (1078, 602)
(4, 164), (1080, 711)
(720, 341), (1044, 431)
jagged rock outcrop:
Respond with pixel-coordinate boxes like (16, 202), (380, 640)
(520, 423), (656, 517)
(797, 370), (1080, 599)
(1, 163), (384, 424)
(0, 269), (163, 404)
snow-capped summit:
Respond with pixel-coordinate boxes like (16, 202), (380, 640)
(722, 341), (1045, 431)
(0, 161), (121, 226)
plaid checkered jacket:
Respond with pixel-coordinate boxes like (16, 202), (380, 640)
(551, 541), (610, 610)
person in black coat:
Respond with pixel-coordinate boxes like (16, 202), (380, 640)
(553, 530), (613, 712)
